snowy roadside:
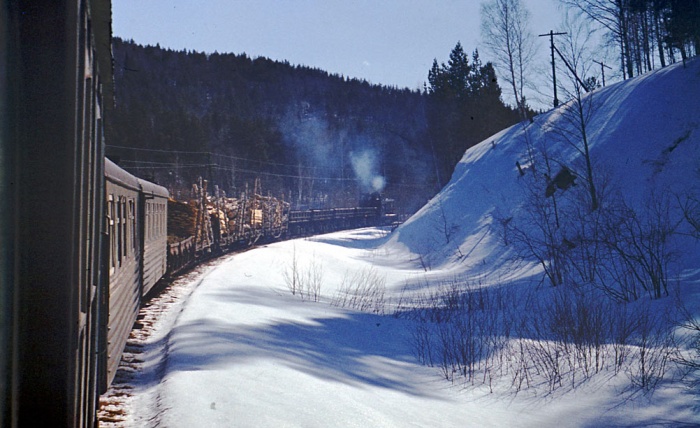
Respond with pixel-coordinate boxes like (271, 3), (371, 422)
(98, 256), (232, 426)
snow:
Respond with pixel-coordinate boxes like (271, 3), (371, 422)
(100, 58), (700, 426)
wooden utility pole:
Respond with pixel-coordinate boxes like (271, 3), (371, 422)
(539, 30), (567, 107)
(593, 60), (612, 87)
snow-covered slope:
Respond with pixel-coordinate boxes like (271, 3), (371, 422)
(388, 58), (700, 280)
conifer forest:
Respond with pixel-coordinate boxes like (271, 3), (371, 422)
(107, 39), (521, 215)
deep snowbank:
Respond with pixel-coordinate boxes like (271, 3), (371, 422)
(389, 57), (700, 277)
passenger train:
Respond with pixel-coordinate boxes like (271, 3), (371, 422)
(1, 2), (388, 425)
(103, 159), (169, 387)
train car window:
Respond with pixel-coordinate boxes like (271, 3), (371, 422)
(117, 196), (123, 267)
(123, 199), (129, 257)
(107, 194), (115, 275)
(147, 202), (152, 241)
(155, 203), (160, 237)
(116, 196), (120, 265)
(130, 199), (136, 253)
(151, 202), (155, 240)
(152, 202), (155, 240)
(145, 202), (149, 242)
(122, 198), (128, 259)
(160, 203), (164, 237)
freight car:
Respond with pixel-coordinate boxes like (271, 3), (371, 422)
(164, 182), (387, 275)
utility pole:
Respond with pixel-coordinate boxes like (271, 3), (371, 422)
(539, 30), (567, 107)
(593, 60), (612, 87)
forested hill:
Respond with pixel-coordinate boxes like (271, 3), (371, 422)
(106, 39), (518, 212)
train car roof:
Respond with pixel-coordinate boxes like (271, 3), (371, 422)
(139, 177), (169, 199)
(105, 157), (140, 190)
(105, 157), (169, 198)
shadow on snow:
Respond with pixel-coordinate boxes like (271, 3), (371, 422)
(162, 299), (442, 400)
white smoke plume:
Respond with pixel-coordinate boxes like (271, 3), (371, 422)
(350, 150), (385, 192)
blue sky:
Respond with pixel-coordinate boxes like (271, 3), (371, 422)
(112, 0), (573, 106)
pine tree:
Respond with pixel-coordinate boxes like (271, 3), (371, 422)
(426, 43), (518, 187)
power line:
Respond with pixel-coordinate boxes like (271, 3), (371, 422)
(106, 144), (335, 172)
(122, 161), (351, 181)
(107, 145), (209, 155)
(552, 44), (589, 93)
(119, 160), (424, 189)
(117, 157), (344, 179)
(109, 145), (426, 190)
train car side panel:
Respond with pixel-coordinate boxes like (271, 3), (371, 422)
(104, 160), (143, 388)
(140, 180), (169, 296)
(6, 0), (113, 425)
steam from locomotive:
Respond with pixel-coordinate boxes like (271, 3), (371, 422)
(350, 149), (386, 193)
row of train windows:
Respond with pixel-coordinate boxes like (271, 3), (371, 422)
(107, 195), (167, 275)
(108, 194), (135, 275)
(146, 201), (166, 241)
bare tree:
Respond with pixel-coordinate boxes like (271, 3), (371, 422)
(560, 0), (700, 79)
(559, 0), (634, 79)
(480, 0), (535, 118)
(548, 12), (600, 211)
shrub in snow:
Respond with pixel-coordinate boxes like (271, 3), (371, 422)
(283, 246), (324, 302)
(331, 266), (386, 315)
(402, 279), (679, 394)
